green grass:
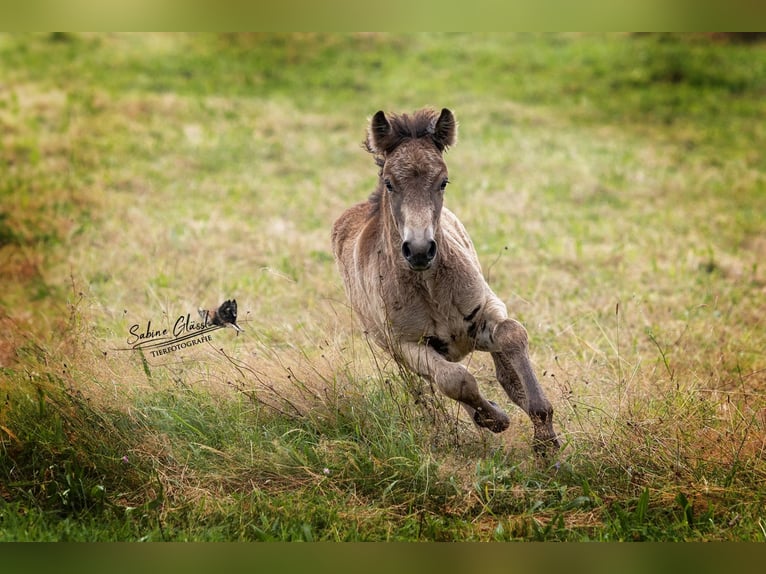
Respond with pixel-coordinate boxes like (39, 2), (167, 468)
(1, 32), (765, 541)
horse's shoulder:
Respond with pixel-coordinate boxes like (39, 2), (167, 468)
(440, 207), (480, 263)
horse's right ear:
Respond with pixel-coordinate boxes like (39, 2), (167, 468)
(432, 108), (457, 151)
(368, 110), (391, 154)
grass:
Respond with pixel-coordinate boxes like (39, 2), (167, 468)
(1, 32), (765, 541)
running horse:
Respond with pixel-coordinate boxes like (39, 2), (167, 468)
(331, 108), (559, 453)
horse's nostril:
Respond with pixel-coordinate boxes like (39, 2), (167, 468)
(402, 238), (437, 269)
(427, 240), (437, 260)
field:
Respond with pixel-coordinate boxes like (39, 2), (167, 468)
(1, 33), (765, 541)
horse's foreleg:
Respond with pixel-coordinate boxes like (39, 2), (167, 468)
(479, 316), (560, 453)
(395, 342), (510, 433)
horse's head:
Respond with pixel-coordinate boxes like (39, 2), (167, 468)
(367, 108), (457, 271)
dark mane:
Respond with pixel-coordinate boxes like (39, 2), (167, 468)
(367, 183), (383, 219)
(363, 108), (445, 159)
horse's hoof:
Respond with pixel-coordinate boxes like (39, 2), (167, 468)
(532, 434), (561, 456)
(473, 401), (510, 433)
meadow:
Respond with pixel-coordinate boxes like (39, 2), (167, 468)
(1, 32), (765, 541)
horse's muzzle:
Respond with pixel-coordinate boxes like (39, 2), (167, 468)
(402, 238), (437, 271)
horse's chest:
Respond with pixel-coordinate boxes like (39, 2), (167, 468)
(393, 286), (480, 361)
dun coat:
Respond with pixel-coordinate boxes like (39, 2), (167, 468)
(332, 108), (559, 453)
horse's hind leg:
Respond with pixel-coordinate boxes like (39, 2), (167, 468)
(395, 342), (510, 433)
(485, 318), (560, 453)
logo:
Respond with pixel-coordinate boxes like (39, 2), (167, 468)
(125, 299), (243, 358)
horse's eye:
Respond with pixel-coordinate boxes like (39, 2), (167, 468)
(439, 179), (449, 191)
(384, 179), (394, 192)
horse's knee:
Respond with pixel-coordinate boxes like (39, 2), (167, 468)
(494, 319), (529, 353)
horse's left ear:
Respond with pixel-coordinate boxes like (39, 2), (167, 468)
(432, 108), (457, 151)
(368, 110), (392, 154)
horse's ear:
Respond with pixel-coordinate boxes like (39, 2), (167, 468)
(368, 110), (391, 154)
(433, 108), (457, 151)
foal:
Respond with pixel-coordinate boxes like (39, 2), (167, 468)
(332, 108), (559, 453)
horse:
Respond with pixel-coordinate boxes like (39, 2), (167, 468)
(331, 107), (559, 453)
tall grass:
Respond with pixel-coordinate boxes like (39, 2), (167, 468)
(1, 33), (765, 540)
